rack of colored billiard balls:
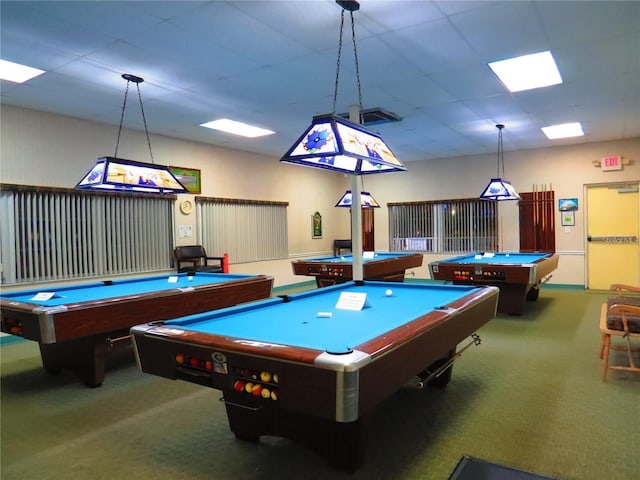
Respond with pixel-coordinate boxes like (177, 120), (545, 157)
(232, 368), (279, 401)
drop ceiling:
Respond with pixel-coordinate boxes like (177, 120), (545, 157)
(1, 0), (638, 163)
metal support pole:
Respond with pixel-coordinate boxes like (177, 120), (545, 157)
(350, 104), (363, 281)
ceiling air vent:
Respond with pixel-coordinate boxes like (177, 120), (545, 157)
(338, 108), (401, 126)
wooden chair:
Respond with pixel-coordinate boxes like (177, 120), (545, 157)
(174, 245), (224, 274)
(599, 284), (640, 381)
(333, 239), (352, 257)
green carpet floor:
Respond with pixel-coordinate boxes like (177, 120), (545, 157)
(1, 287), (638, 480)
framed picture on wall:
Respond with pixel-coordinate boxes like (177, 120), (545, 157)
(558, 198), (578, 211)
(169, 166), (201, 194)
(312, 212), (322, 239)
(561, 211), (575, 226)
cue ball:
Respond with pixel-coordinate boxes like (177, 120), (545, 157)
(385, 289), (393, 297)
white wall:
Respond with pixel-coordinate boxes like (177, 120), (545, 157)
(0, 105), (351, 279)
(365, 137), (640, 286)
(2, 105), (639, 287)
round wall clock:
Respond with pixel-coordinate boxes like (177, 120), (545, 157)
(180, 200), (193, 215)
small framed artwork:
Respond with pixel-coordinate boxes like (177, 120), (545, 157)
(169, 166), (201, 194)
(312, 211), (322, 239)
(561, 211), (575, 226)
(558, 198), (578, 211)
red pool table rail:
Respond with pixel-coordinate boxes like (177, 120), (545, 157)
(429, 253), (558, 314)
(130, 282), (499, 470)
(292, 252), (423, 287)
(0, 274), (273, 387)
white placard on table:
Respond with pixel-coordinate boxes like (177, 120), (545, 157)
(335, 292), (367, 311)
(31, 292), (55, 301)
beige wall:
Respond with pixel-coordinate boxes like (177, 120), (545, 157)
(364, 137), (640, 286)
(2, 105), (639, 287)
(0, 105), (351, 275)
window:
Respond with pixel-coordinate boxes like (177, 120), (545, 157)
(388, 199), (498, 253)
(0, 185), (174, 285)
(197, 197), (288, 263)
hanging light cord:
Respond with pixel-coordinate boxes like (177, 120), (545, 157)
(350, 11), (363, 119)
(332, 5), (364, 123)
(114, 76), (155, 163)
(496, 124), (505, 177)
(332, 9), (344, 114)
(114, 80), (130, 159)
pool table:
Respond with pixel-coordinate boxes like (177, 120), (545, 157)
(428, 252), (559, 315)
(131, 280), (499, 470)
(0, 272), (273, 387)
(291, 251), (423, 287)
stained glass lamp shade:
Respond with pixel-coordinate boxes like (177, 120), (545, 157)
(280, 114), (406, 175)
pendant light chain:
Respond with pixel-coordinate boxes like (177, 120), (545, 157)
(135, 82), (155, 163)
(332, 9), (346, 114)
(497, 124), (505, 177)
(350, 10), (364, 121)
(280, 1), (406, 175)
(331, 7), (364, 123)
(114, 75), (155, 163)
(114, 80), (130, 159)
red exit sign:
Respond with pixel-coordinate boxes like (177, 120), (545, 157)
(601, 155), (622, 171)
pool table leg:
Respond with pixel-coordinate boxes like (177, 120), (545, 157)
(526, 284), (540, 301)
(38, 329), (131, 387)
(40, 338), (106, 387)
(317, 278), (345, 288)
(495, 284), (529, 315)
(224, 398), (366, 471)
(453, 281), (529, 315)
(417, 349), (455, 389)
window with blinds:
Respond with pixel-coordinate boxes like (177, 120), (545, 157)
(196, 197), (288, 263)
(0, 185), (175, 285)
(388, 199), (498, 253)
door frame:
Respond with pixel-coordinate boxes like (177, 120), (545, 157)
(584, 180), (640, 289)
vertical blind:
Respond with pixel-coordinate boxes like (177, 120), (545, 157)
(388, 199), (498, 253)
(197, 197), (288, 263)
(0, 185), (174, 285)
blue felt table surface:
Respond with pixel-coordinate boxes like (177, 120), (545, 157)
(0, 273), (260, 306)
(440, 252), (552, 265)
(160, 281), (486, 354)
(304, 252), (417, 263)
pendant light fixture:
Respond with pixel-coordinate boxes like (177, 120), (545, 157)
(479, 124), (521, 201)
(335, 191), (380, 208)
(279, 1), (406, 281)
(76, 74), (187, 194)
(336, 176), (380, 208)
(280, 1), (406, 175)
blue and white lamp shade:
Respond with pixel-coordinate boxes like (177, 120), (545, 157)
(479, 178), (521, 201)
(76, 157), (187, 194)
(280, 114), (406, 175)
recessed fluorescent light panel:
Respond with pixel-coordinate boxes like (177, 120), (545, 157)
(200, 119), (275, 138)
(489, 51), (562, 92)
(0, 59), (45, 83)
(541, 122), (584, 139)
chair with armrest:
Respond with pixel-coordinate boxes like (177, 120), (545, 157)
(333, 239), (352, 257)
(599, 284), (640, 381)
(610, 284), (640, 294)
(174, 245), (224, 274)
